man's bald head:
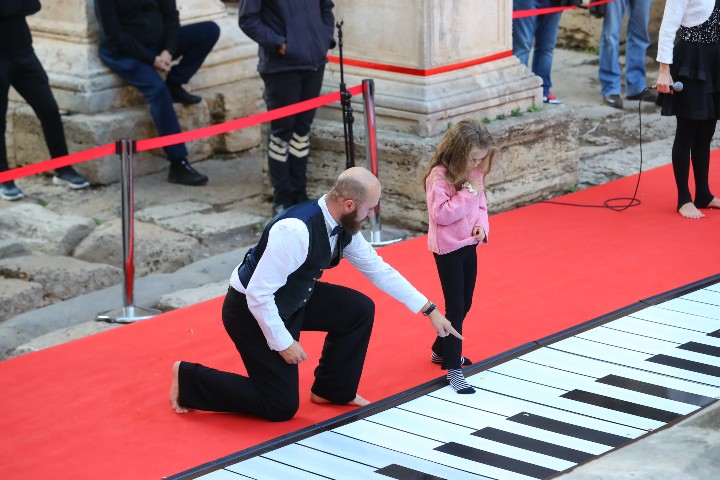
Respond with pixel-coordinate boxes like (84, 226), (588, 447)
(329, 167), (381, 205)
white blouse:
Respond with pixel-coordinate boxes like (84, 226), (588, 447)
(657, 0), (715, 64)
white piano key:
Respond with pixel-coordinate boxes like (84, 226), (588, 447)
(629, 306), (720, 332)
(681, 288), (720, 307)
(550, 337), (720, 387)
(225, 455), (327, 479)
(196, 469), (247, 480)
(602, 317), (717, 344)
(398, 397), (611, 456)
(656, 298), (720, 320)
(520, 347), (720, 399)
(462, 371), (666, 430)
(299, 431), (493, 480)
(578, 326), (678, 353)
(336, 419), (542, 480)
(426, 384), (644, 440)
(491, 360), (698, 415)
(399, 394), (506, 429)
(262, 443), (382, 480)
(707, 284), (720, 293)
(366, 408), (575, 472)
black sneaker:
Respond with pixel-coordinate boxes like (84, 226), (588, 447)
(167, 84), (202, 105)
(272, 190), (293, 216)
(0, 180), (24, 201)
(603, 94), (624, 109)
(168, 160), (208, 186)
(53, 166), (90, 189)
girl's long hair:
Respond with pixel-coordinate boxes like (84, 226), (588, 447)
(421, 119), (498, 191)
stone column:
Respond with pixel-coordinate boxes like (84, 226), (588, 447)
(306, 0), (577, 228)
(9, 0), (262, 183)
(323, 0), (541, 136)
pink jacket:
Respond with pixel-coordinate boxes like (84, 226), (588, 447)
(425, 165), (489, 255)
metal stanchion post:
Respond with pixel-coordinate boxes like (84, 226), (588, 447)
(361, 79), (405, 247)
(97, 138), (160, 323)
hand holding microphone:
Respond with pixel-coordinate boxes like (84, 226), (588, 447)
(651, 81), (684, 94)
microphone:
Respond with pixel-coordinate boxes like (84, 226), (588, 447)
(650, 81), (684, 92)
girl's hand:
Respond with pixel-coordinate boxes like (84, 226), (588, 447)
(468, 176), (483, 192)
(472, 226), (485, 242)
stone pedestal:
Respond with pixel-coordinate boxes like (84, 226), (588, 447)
(8, 0), (263, 183)
(304, 0), (577, 225)
(319, 0), (542, 136)
(308, 107), (578, 230)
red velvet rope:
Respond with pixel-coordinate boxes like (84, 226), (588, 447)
(512, 0), (613, 19)
(0, 84), (363, 184)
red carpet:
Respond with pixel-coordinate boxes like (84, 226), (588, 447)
(1, 160), (718, 480)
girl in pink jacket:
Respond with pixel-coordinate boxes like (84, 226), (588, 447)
(421, 119), (497, 394)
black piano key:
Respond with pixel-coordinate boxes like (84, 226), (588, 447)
(435, 442), (558, 479)
(648, 354), (720, 377)
(472, 427), (594, 463)
(678, 342), (720, 358)
(708, 330), (720, 338)
(561, 390), (681, 423)
(375, 464), (446, 480)
(507, 412), (630, 447)
(596, 374), (715, 407)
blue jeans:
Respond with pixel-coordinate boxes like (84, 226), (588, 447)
(513, 0), (562, 97)
(598, 0), (652, 97)
(99, 22), (219, 162)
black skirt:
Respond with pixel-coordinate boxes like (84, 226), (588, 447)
(657, 40), (720, 120)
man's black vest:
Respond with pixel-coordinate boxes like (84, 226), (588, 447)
(237, 200), (352, 319)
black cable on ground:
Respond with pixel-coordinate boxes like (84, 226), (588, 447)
(542, 88), (650, 212)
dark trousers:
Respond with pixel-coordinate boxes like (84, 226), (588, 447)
(261, 66), (325, 196)
(672, 117), (716, 209)
(432, 244), (477, 370)
(98, 22), (219, 162)
(0, 51), (68, 172)
(179, 282), (375, 421)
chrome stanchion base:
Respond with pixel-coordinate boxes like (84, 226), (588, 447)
(96, 305), (161, 324)
(361, 226), (407, 247)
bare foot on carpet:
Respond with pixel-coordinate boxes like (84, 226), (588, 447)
(679, 202), (704, 219)
(170, 361), (191, 414)
(704, 197), (720, 209)
(310, 392), (370, 407)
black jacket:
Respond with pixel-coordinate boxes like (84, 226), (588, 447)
(238, 0), (336, 74)
(94, 0), (180, 65)
(0, 0), (40, 57)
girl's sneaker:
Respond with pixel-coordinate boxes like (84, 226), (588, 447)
(543, 93), (563, 105)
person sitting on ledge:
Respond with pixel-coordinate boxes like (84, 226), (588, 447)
(170, 167), (462, 421)
(94, 0), (220, 186)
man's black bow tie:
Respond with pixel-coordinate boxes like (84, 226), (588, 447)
(330, 225), (343, 237)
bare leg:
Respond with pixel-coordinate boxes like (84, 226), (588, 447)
(310, 392), (370, 407)
(678, 202), (705, 219)
(169, 361), (192, 414)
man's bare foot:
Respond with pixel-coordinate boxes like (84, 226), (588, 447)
(170, 361), (191, 414)
(310, 392), (370, 407)
(679, 202), (704, 219)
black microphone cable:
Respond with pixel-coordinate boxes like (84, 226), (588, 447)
(541, 88), (653, 212)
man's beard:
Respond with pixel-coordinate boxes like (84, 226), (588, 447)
(339, 209), (365, 235)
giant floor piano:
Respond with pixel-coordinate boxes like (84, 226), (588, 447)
(169, 275), (720, 480)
